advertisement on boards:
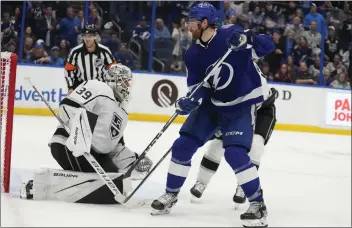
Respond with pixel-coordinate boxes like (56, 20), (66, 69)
(325, 91), (351, 128)
(15, 65), (67, 109)
(128, 73), (188, 115)
(269, 84), (322, 126)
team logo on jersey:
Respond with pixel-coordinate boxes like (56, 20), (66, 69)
(151, 79), (178, 108)
(95, 58), (103, 67)
(110, 112), (122, 139)
(206, 61), (234, 90)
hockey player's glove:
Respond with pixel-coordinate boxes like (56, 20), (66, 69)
(175, 96), (200, 115)
(226, 31), (247, 50)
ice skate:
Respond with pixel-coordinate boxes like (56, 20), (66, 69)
(190, 181), (207, 202)
(151, 193), (178, 215)
(240, 200), (268, 227)
(233, 185), (246, 209)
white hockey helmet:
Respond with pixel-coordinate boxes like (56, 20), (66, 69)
(106, 63), (133, 104)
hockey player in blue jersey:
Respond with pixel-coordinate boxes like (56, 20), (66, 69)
(150, 3), (274, 228)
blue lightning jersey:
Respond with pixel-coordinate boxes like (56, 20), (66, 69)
(184, 24), (274, 111)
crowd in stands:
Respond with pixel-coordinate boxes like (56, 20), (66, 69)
(1, 1), (351, 89)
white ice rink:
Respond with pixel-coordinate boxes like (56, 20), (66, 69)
(1, 115), (351, 227)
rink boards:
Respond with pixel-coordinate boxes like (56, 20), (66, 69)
(12, 65), (351, 135)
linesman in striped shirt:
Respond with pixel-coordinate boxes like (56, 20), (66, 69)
(64, 24), (117, 94)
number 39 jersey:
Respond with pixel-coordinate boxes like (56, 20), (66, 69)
(55, 80), (128, 154)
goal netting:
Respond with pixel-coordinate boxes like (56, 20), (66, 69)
(1, 52), (18, 193)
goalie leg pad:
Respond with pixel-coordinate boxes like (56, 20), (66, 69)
(32, 168), (126, 204)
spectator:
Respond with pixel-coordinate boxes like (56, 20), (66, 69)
(48, 46), (64, 66)
(302, 21), (322, 53)
(249, 6), (264, 33)
(76, 10), (85, 45)
(59, 39), (70, 61)
(340, 47), (350, 70)
(102, 32), (120, 54)
(284, 16), (305, 43)
(226, 14), (237, 25)
(37, 5), (57, 48)
(293, 61), (317, 85)
(1, 11), (14, 31)
(114, 43), (135, 70)
(274, 63), (292, 83)
(340, 17), (352, 51)
(284, 1), (298, 22)
(308, 56), (321, 79)
(324, 26), (341, 62)
(260, 61), (274, 81)
(293, 36), (313, 66)
(304, 3), (327, 38)
(5, 39), (17, 53)
(326, 54), (347, 79)
(172, 18), (192, 59)
(223, 0), (236, 18)
(22, 37), (34, 61)
(283, 29), (296, 57)
(132, 16), (150, 41)
(31, 42), (48, 64)
(88, 7), (102, 30)
(317, 68), (334, 86)
(57, 6), (81, 47)
(12, 7), (22, 33)
(331, 71), (351, 89)
(77, 10), (85, 29)
(294, 8), (304, 21)
(264, 30), (284, 74)
(23, 25), (36, 41)
(263, 15), (277, 34)
(27, 1), (44, 33)
(154, 18), (171, 39)
(287, 55), (299, 74)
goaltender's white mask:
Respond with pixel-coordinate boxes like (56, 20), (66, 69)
(106, 63), (133, 107)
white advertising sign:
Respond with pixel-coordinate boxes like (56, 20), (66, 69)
(128, 73), (188, 115)
(269, 84), (323, 126)
(15, 65), (67, 109)
(325, 91), (351, 128)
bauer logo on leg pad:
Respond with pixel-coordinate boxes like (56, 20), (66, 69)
(110, 112), (123, 139)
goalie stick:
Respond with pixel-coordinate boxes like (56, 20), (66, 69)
(25, 78), (145, 207)
(122, 35), (248, 203)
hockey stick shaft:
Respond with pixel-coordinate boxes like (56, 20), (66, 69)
(123, 36), (248, 202)
(25, 78), (127, 204)
(124, 47), (234, 178)
(124, 147), (172, 203)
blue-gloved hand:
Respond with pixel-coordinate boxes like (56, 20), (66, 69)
(226, 31), (247, 49)
(175, 96), (200, 115)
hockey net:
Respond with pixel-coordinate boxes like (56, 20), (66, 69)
(1, 52), (17, 193)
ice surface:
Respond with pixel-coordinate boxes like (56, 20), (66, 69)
(1, 115), (351, 227)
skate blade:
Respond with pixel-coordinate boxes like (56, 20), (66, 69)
(234, 201), (246, 210)
(190, 195), (202, 204)
(242, 217), (268, 228)
(151, 208), (171, 216)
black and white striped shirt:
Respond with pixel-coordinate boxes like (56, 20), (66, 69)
(64, 42), (117, 90)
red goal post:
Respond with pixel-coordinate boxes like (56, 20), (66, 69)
(1, 52), (18, 193)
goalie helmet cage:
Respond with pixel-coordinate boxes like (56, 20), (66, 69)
(1, 52), (18, 193)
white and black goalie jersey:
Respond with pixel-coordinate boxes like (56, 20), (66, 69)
(49, 80), (128, 154)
